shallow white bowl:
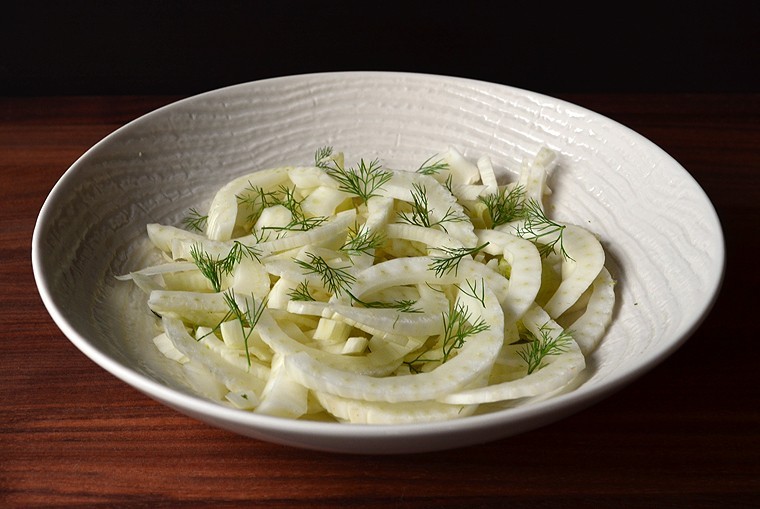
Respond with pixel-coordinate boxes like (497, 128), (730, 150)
(32, 72), (724, 454)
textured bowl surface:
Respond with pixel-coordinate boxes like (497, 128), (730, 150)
(32, 72), (724, 454)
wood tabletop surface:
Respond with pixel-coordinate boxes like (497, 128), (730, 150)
(1, 93), (758, 508)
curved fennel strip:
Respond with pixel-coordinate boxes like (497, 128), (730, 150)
(123, 146), (616, 423)
(440, 305), (585, 404)
(255, 310), (407, 376)
(475, 229), (542, 322)
(315, 391), (478, 424)
(565, 266), (616, 355)
(169, 209), (357, 261)
(282, 284), (504, 403)
(542, 224), (606, 319)
(205, 166), (293, 241)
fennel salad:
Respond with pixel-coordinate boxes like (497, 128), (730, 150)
(118, 146), (615, 424)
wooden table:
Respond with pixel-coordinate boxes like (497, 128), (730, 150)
(2, 93), (758, 508)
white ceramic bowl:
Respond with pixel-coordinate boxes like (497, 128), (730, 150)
(32, 72), (724, 454)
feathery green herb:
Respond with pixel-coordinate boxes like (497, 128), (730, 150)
(516, 322), (573, 374)
(270, 185), (328, 231)
(237, 184), (278, 224)
(479, 185), (525, 228)
(397, 182), (467, 233)
(441, 301), (490, 362)
(240, 183), (328, 234)
(322, 157), (392, 203)
(347, 291), (422, 313)
(515, 198), (571, 259)
(190, 245), (225, 292)
(182, 208), (209, 233)
(222, 289), (267, 367)
(403, 300), (489, 372)
(454, 278), (486, 307)
(190, 242), (261, 292)
(339, 223), (386, 257)
(288, 280), (316, 302)
(416, 155), (449, 175)
(314, 146), (335, 168)
(294, 252), (356, 297)
(428, 243), (489, 278)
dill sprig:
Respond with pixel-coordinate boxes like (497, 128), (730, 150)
(262, 215), (329, 233)
(294, 252), (356, 297)
(515, 198), (571, 259)
(454, 278), (486, 307)
(416, 155), (449, 175)
(222, 289), (267, 367)
(223, 241), (262, 269)
(190, 242), (261, 292)
(314, 146), (335, 169)
(397, 182), (467, 233)
(347, 291), (422, 313)
(190, 244), (225, 292)
(516, 322), (573, 374)
(268, 185), (329, 232)
(339, 223), (386, 257)
(237, 184), (278, 224)
(182, 208), (208, 233)
(323, 157), (392, 203)
(403, 300), (489, 372)
(288, 280), (316, 302)
(428, 243), (489, 278)
(441, 301), (490, 362)
(479, 185), (525, 228)
(241, 183), (328, 233)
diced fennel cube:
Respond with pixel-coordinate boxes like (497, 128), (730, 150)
(254, 204), (292, 232)
(220, 319), (246, 349)
(341, 336), (369, 355)
(232, 258), (270, 299)
(313, 317), (352, 343)
(477, 155), (499, 193)
(267, 277), (297, 310)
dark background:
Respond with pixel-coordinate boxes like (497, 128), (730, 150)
(3, 1), (758, 97)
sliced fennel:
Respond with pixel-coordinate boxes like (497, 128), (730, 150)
(119, 146), (615, 424)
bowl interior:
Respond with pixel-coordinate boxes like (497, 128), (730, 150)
(32, 72), (724, 453)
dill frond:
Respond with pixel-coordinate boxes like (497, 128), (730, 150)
(515, 198), (571, 259)
(347, 291), (422, 313)
(516, 322), (573, 374)
(416, 155), (449, 175)
(340, 223), (386, 257)
(222, 289), (267, 367)
(441, 300), (490, 362)
(190, 241), (261, 292)
(190, 244), (225, 292)
(294, 252), (356, 297)
(428, 243), (489, 278)
(454, 278), (486, 307)
(288, 280), (316, 302)
(323, 158), (392, 203)
(479, 185), (525, 228)
(397, 182), (466, 233)
(314, 146), (334, 169)
(182, 208), (208, 233)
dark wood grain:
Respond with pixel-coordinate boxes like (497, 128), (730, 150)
(2, 94), (758, 508)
